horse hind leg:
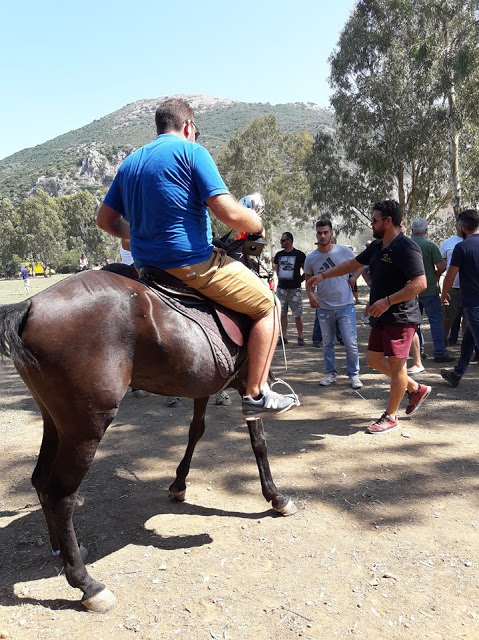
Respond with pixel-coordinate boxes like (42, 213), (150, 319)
(31, 403), (61, 553)
(37, 430), (117, 612)
(169, 396), (209, 501)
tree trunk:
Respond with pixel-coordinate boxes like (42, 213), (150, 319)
(444, 19), (461, 215)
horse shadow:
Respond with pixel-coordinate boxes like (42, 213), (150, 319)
(0, 442), (278, 611)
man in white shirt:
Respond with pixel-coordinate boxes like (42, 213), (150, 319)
(439, 231), (463, 345)
(304, 219), (362, 389)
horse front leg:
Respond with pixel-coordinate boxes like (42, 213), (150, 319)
(245, 417), (296, 516)
(169, 396), (209, 501)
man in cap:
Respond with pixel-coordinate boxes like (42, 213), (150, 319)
(410, 217), (453, 364)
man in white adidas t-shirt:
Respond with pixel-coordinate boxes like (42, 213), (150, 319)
(304, 218), (362, 389)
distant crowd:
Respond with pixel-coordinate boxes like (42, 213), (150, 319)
(274, 202), (479, 434)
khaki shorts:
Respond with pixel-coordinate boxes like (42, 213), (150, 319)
(166, 248), (274, 320)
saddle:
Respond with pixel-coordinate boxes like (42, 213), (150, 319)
(102, 263), (251, 380)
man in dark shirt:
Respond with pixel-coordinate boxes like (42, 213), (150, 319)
(440, 208), (479, 387)
(307, 200), (429, 434)
(273, 232), (306, 345)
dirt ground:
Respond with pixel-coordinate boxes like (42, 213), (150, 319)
(1, 293), (478, 640)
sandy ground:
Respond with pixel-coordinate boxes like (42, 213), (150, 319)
(1, 292), (478, 639)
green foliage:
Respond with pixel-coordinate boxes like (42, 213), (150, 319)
(217, 116), (318, 231)
(59, 190), (106, 258)
(0, 190), (121, 275)
(305, 130), (394, 233)
(19, 191), (66, 265)
(319, 0), (479, 230)
(0, 99), (333, 272)
(0, 100), (334, 202)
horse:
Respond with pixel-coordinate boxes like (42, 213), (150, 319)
(0, 257), (296, 613)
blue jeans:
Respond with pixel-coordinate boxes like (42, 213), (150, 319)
(317, 304), (359, 377)
(313, 312), (342, 344)
(419, 295), (447, 357)
(456, 306), (479, 376)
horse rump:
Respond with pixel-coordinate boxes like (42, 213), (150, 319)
(0, 300), (37, 366)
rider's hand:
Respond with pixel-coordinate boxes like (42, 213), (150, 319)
(258, 223), (265, 238)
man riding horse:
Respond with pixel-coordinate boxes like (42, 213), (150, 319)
(97, 98), (296, 416)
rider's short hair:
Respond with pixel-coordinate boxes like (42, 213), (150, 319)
(282, 232), (293, 242)
(155, 98), (195, 135)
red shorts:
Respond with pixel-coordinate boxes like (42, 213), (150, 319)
(368, 323), (418, 358)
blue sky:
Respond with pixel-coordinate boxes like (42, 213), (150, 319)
(1, 0), (355, 160)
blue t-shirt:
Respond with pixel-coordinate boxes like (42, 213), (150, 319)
(451, 233), (479, 308)
(104, 134), (229, 269)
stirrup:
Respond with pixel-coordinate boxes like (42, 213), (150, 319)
(269, 379), (301, 407)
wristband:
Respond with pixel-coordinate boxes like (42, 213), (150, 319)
(386, 296), (391, 307)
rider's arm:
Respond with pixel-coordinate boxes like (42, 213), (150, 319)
(97, 204), (131, 240)
(206, 194), (264, 236)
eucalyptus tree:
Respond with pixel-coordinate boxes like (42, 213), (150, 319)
(0, 197), (24, 276)
(314, 0), (479, 232)
(59, 190), (111, 260)
(217, 115), (318, 232)
(19, 190), (66, 265)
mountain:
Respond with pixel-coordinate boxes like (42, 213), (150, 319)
(0, 94), (334, 201)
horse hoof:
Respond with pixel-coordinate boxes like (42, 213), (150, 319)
(169, 489), (186, 501)
(275, 498), (297, 516)
(131, 389), (148, 398)
(82, 587), (117, 613)
(166, 397), (182, 407)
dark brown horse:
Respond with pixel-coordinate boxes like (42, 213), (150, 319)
(0, 268), (296, 612)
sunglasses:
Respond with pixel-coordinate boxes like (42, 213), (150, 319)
(185, 120), (200, 141)
(371, 216), (388, 225)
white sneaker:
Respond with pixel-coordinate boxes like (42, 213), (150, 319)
(350, 375), (363, 389)
(319, 373), (337, 386)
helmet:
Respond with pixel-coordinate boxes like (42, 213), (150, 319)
(239, 193), (265, 216)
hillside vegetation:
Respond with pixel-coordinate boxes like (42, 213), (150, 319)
(0, 95), (333, 201)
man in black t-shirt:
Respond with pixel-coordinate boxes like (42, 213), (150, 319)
(274, 232), (306, 346)
(307, 200), (431, 434)
(440, 208), (479, 387)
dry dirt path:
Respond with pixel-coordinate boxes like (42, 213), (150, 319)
(1, 296), (478, 639)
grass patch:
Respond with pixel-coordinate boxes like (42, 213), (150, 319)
(0, 274), (72, 306)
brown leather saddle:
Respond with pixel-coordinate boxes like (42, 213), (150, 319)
(102, 262), (252, 379)
(138, 266), (251, 348)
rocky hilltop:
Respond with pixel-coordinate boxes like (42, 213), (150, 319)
(0, 94), (333, 201)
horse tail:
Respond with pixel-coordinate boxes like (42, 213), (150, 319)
(0, 300), (37, 366)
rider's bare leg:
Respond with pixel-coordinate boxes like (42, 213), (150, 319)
(246, 307), (279, 398)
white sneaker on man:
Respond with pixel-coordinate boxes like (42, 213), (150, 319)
(319, 373), (337, 386)
(350, 375), (363, 389)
